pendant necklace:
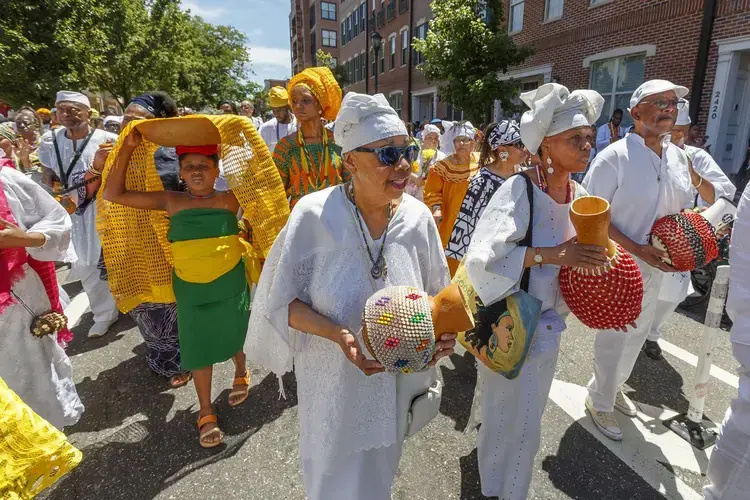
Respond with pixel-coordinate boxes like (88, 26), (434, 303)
(347, 182), (393, 280)
(187, 189), (217, 199)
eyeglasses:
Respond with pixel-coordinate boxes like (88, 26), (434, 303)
(56, 105), (85, 116)
(454, 137), (474, 145)
(641, 98), (686, 110)
(354, 144), (420, 166)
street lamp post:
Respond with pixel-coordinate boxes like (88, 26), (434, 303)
(371, 31), (383, 94)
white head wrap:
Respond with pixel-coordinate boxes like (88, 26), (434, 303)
(334, 92), (408, 154)
(103, 115), (124, 126)
(55, 90), (91, 109)
(444, 120), (476, 141)
(488, 120), (521, 150)
(519, 83), (604, 153)
(422, 124), (441, 138)
(676, 98), (691, 126)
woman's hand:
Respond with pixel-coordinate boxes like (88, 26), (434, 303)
(548, 237), (609, 270)
(15, 138), (31, 161)
(0, 218), (44, 249)
(123, 129), (142, 151)
(432, 205), (443, 225)
(427, 333), (456, 367)
(336, 328), (385, 376)
(91, 144), (112, 175)
(613, 322), (637, 333)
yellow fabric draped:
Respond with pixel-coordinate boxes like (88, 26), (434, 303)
(96, 115), (290, 313)
(170, 235), (262, 285)
(0, 378), (82, 499)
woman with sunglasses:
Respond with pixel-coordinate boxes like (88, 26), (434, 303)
(424, 121), (480, 276)
(273, 67), (348, 208)
(245, 93), (456, 500)
(446, 121), (529, 268)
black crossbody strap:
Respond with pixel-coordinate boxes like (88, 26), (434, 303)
(517, 172), (534, 293)
(53, 128), (95, 188)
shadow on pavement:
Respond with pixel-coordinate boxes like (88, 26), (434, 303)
(626, 351), (688, 414)
(65, 313), (136, 357)
(439, 351), (478, 432)
(542, 421), (664, 499)
(459, 448), (491, 499)
(42, 353), (297, 500)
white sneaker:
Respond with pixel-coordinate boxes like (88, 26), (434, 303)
(87, 315), (119, 338)
(614, 389), (638, 417)
(586, 396), (622, 441)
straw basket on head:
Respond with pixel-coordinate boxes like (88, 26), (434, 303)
(559, 196), (644, 330)
(362, 285), (473, 374)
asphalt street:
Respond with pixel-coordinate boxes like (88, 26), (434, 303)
(40, 267), (740, 500)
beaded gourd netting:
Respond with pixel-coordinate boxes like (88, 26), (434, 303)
(559, 243), (644, 330)
(96, 115), (290, 313)
(650, 212), (719, 272)
(0, 378), (82, 499)
(362, 286), (435, 374)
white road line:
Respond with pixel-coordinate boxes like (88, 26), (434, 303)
(548, 379), (706, 500)
(659, 339), (739, 388)
(64, 292), (91, 328)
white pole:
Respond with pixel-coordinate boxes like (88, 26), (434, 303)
(686, 265), (730, 424)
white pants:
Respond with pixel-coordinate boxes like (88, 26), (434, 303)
(647, 272), (691, 342)
(301, 442), (403, 500)
(477, 347), (559, 499)
(646, 299), (680, 342)
(71, 262), (118, 324)
(703, 343), (750, 500)
(588, 263), (664, 412)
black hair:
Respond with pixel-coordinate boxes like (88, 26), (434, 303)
(147, 91), (179, 118)
(15, 105), (43, 131)
(612, 108), (624, 117)
(178, 153), (220, 167)
(218, 100), (239, 114)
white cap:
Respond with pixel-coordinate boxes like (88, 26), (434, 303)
(629, 79), (688, 110)
(56, 90), (91, 109)
(422, 124), (441, 138)
(334, 92), (407, 154)
(676, 98), (691, 126)
(103, 115), (124, 126)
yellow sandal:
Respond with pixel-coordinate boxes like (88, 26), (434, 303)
(197, 413), (223, 448)
(228, 369), (250, 407)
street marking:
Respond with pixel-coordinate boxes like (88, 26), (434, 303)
(659, 339), (739, 388)
(548, 379), (706, 500)
(64, 292), (91, 328)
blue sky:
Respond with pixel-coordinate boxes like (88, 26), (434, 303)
(181, 0), (292, 85)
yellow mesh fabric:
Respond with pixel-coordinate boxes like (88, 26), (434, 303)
(96, 114), (290, 313)
(0, 378), (82, 499)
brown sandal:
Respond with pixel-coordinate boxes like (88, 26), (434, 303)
(197, 413), (223, 448)
(169, 372), (192, 388)
(228, 369), (250, 407)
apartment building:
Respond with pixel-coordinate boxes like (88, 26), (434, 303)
(502, 0), (750, 176)
(290, 0), (341, 76)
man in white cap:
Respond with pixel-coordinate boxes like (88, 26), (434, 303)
(37, 91), (120, 338)
(642, 98), (736, 360)
(259, 87), (297, 153)
(583, 80), (717, 440)
(704, 182), (750, 500)
(240, 100), (262, 129)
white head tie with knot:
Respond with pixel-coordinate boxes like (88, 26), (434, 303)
(334, 92), (408, 154)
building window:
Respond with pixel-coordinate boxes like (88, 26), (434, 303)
(310, 32), (317, 57)
(321, 1), (336, 21)
(360, 53), (367, 79)
(389, 92), (403, 116)
(380, 48), (385, 74)
(590, 53), (646, 127)
(341, 21), (347, 45)
(359, 3), (366, 32)
(348, 15), (353, 40)
(509, 0), (524, 33)
(354, 10), (359, 37)
(331, 57), (338, 66)
(389, 36), (396, 70)
(545, 0), (563, 21)
(400, 29), (408, 66)
(355, 56), (361, 82)
(310, 4), (316, 28)
(590, 0), (610, 5)
(322, 29), (337, 47)
(349, 60), (355, 84)
(413, 23), (427, 65)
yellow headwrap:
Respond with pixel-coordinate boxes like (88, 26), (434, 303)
(269, 87), (289, 108)
(36, 108), (51, 116)
(287, 67), (342, 121)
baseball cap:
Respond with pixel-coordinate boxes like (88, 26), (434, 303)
(629, 79), (689, 110)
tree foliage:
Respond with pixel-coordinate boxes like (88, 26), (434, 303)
(413, 0), (533, 124)
(0, 0), (261, 109)
(316, 49), (349, 89)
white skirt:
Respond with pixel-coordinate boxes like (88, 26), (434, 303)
(0, 265), (84, 430)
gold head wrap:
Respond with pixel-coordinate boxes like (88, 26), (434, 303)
(287, 67), (342, 121)
(269, 86), (289, 108)
(97, 115), (290, 312)
(36, 108), (51, 116)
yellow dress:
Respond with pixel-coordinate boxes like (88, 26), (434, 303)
(0, 377), (82, 499)
(423, 153), (480, 276)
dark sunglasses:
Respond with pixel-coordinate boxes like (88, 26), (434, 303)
(354, 144), (420, 166)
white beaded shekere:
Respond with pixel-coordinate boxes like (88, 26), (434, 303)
(362, 286), (436, 374)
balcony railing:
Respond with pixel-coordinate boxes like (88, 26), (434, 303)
(398, 0), (408, 14)
(377, 10), (385, 27)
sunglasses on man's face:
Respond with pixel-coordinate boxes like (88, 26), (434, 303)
(354, 144), (420, 166)
(641, 98), (685, 111)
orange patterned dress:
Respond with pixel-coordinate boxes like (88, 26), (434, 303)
(273, 132), (349, 209)
(423, 153), (480, 276)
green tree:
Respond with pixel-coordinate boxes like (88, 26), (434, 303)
(413, 0), (533, 124)
(316, 49), (348, 89)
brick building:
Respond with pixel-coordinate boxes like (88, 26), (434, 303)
(501, 0), (750, 176)
(290, 0), (341, 75)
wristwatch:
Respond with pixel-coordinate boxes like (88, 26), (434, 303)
(533, 247), (543, 268)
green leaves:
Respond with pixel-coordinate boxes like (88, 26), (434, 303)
(0, 0), (256, 109)
(413, 0), (533, 124)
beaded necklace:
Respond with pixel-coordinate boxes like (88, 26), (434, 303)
(535, 164), (572, 204)
(346, 181), (393, 280)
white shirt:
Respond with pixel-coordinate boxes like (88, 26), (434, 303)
(727, 184), (750, 344)
(259, 116), (298, 154)
(583, 133), (693, 246)
(595, 122), (625, 156)
(684, 145), (736, 206)
(37, 127), (118, 266)
(251, 116), (262, 129)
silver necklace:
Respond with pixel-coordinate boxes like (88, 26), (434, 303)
(347, 182), (392, 280)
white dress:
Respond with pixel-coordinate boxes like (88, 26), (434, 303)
(0, 167), (84, 430)
(245, 186), (450, 500)
(464, 174), (585, 499)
